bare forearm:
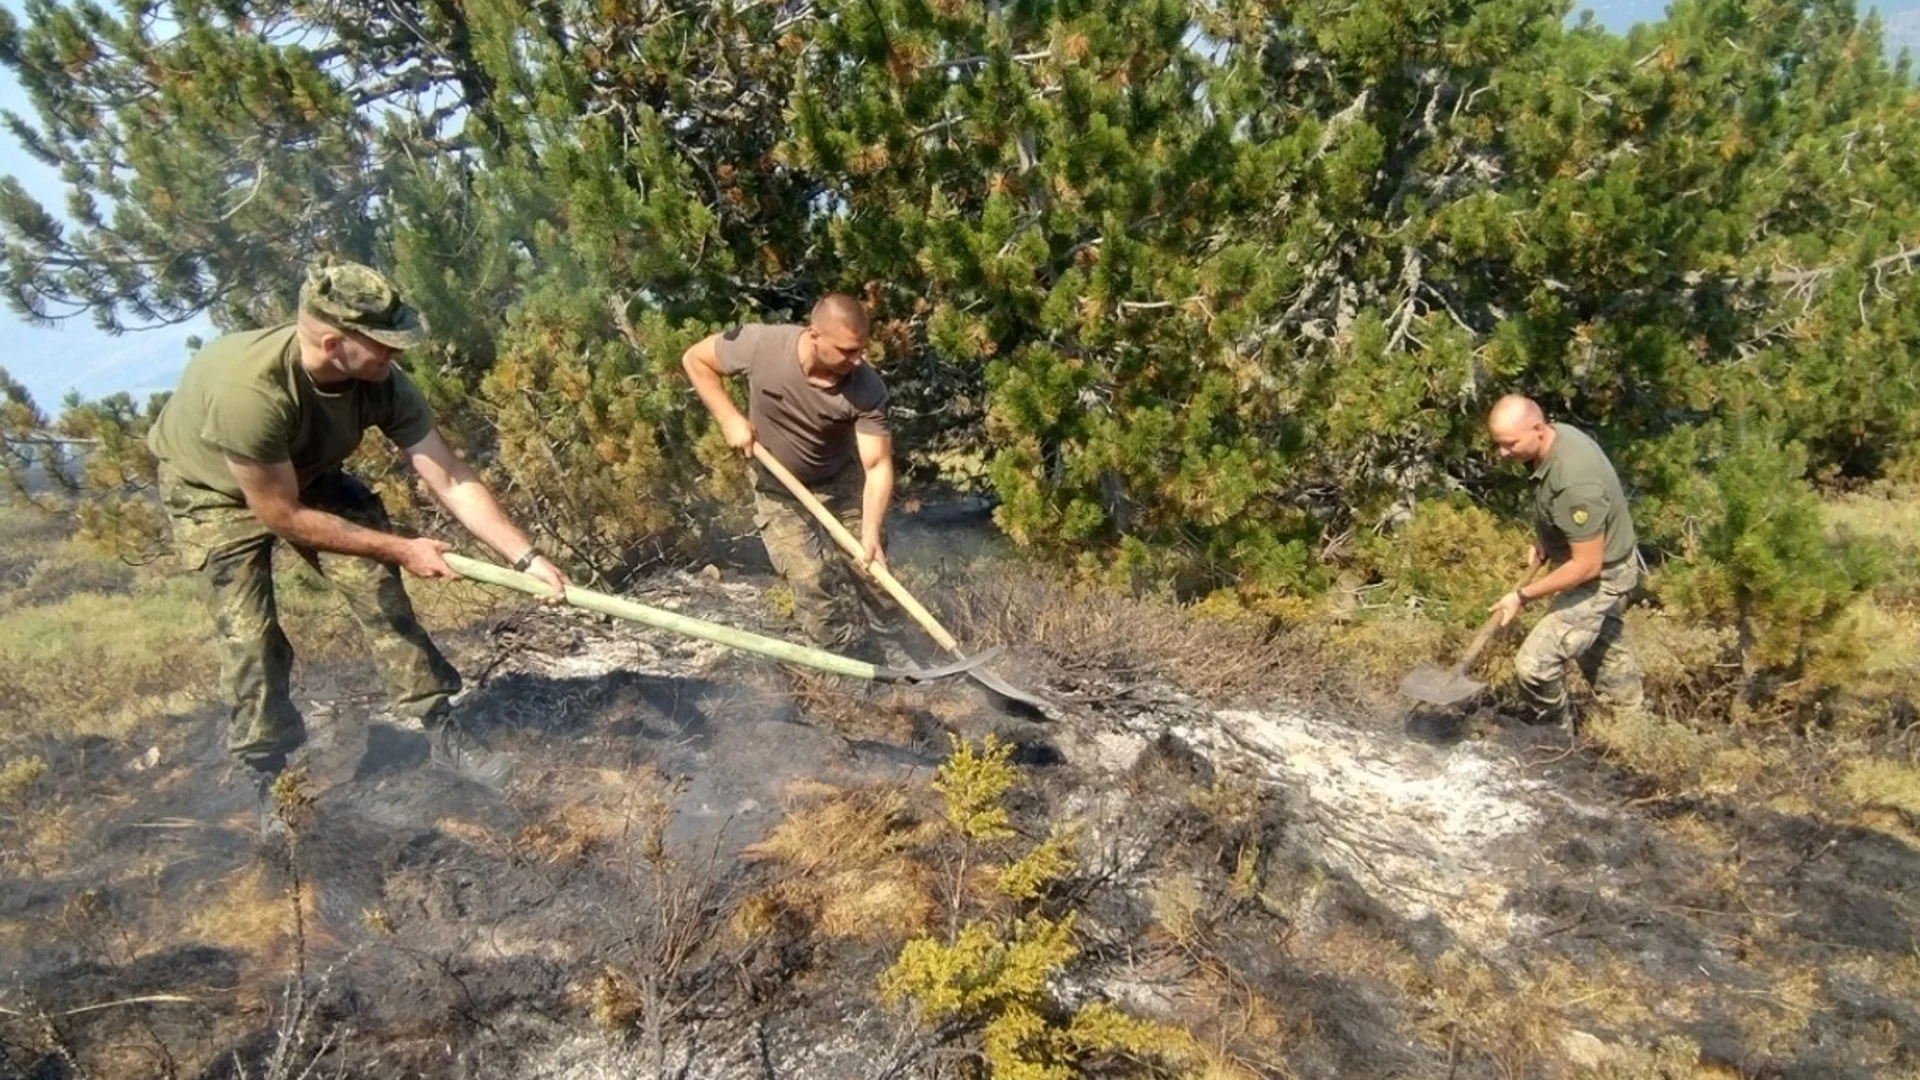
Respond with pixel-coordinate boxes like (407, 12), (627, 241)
(433, 477), (537, 562)
(261, 505), (409, 563)
(1527, 557), (1601, 600)
(862, 459), (894, 544)
(685, 357), (746, 426)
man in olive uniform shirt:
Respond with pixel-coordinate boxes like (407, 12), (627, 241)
(1486, 395), (1645, 726)
(681, 294), (896, 653)
(148, 261), (566, 792)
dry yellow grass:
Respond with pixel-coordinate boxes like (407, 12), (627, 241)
(519, 804), (630, 864)
(1321, 614), (1454, 688)
(1823, 486), (1920, 702)
(0, 576), (217, 741)
(1, 535), (134, 612)
(1659, 812), (1736, 856)
(178, 862), (328, 986)
(434, 816), (511, 853)
(932, 560), (1298, 699)
(515, 765), (674, 864)
(1191, 1057), (1267, 1080)
(0, 753), (83, 877)
(1189, 774), (1263, 831)
(1148, 876), (1205, 948)
(727, 892), (788, 941)
(1840, 757), (1920, 816)
(1586, 708), (1711, 786)
(784, 670), (921, 743)
(1298, 920), (1417, 982)
(1, 802), (78, 878)
(1166, 965), (1293, 1080)
(1831, 951), (1920, 1010)
(1384, 948), (1686, 1079)
(587, 966), (643, 1033)
(0, 506), (505, 749)
(1548, 951), (1669, 1028)
(1564, 1034), (1704, 1079)
(740, 783), (940, 943)
(0, 755), (46, 805)
(0, 918), (38, 951)
(1825, 485), (1920, 555)
(1731, 966), (1823, 1059)
(1699, 742), (1780, 796)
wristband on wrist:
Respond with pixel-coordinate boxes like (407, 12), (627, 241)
(512, 549), (541, 573)
(1513, 587), (1531, 605)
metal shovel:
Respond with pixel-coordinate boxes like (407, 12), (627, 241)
(1398, 571), (1539, 707)
(445, 553), (1004, 685)
(750, 445), (1053, 713)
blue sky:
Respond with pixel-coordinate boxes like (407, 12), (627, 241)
(1591, 0), (1920, 36)
(0, 0), (212, 410)
(1, 0), (1917, 410)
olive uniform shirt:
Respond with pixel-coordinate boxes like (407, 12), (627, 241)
(146, 324), (435, 512)
(1531, 422), (1637, 566)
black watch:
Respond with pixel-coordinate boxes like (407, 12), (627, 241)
(512, 549), (541, 572)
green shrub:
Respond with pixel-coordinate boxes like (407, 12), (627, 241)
(1360, 498), (1534, 627)
(1651, 427), (1879, 673)
(881, 735), (1190, 1078)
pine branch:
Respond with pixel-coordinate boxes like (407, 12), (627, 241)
(921, 51), (1052, 73)
(1763, 244), (1920, 288)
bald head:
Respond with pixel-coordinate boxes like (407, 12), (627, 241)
(801, 293), (872, 380)
(1488, 394), (1554, 464)
(1489, 394), (1544, 430)
(810, 293), (870, 336)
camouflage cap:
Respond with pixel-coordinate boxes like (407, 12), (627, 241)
(298, 260), (429, 350)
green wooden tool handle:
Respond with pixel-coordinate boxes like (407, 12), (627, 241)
(444, 552), (879, 681)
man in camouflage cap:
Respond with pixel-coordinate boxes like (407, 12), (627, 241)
(147, 260), (566, 814)
(1486, 394), (1645, 728)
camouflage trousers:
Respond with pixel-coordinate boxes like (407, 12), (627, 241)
(1514, 560), (1645, 725)
(751, 463), (892, 651)
(159, 467), (461, 774)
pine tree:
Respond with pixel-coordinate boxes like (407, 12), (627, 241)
(0, 0), (404, 330)
(0, 0), (1913, 633)
(380, 0), (842, 573)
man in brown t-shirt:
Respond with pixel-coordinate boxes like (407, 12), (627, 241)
(147, 261), (566, 810)
(682, 294), (896, 651)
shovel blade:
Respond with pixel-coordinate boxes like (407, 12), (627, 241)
(963, 664), (1053, 713)
(875, 647), (1053, 713)
(877, 645), (1005, 684)
(1398, 663), (1487, 707)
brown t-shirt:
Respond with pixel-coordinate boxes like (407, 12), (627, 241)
(716, 323), (889, 483)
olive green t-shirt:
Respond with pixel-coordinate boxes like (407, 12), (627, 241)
(1531, 423), (1637, 566)
(146, 323), (434, 508)
(716, 323), (890, 484)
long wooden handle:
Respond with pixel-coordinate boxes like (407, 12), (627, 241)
(1451, 612), (1507, 676)
(751, 444), (963, 654)
(1453, 565), (1549, 674)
